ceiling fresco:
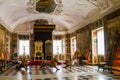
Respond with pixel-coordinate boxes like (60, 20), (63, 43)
(36, 0), (57, 13)
(0, 0), (120, 35)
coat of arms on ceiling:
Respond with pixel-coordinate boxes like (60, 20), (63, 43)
(27, 0), (63, 14)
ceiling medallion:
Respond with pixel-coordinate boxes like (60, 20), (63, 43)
(36, 0), (57, 13)
(27, 0), (63, 14)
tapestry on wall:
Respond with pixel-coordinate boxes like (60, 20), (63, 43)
(107, 16), (120, 62)
(107, 27), (120, 58)
(0, 27), (5, 59)
(76, 29), (91, 63)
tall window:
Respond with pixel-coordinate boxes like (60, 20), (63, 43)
(97, 29), (105, 55)
(92, 27), (105, 64)
(19, 40), (30, 55)
(53, 40), (62, 54)
(71, 37), (76, 54)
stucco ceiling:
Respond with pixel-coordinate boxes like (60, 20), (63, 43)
(0, 0), (120, 35)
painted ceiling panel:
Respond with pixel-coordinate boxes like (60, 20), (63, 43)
(0, 0), (120, 34)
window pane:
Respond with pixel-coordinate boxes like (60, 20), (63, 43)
(53, 40), (62, 54)
(97, 29), (105, 55)
(19, 40), (30, 55)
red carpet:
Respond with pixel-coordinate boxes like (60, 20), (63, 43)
(28, 60), (66, 65)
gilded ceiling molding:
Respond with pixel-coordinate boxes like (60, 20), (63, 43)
(27, 0), (39, 13)
(54, 0), (63, 15)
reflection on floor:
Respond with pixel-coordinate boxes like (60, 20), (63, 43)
(0, 64), (120, 80)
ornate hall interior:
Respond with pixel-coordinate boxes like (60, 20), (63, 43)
(0, 0), (120, 80)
